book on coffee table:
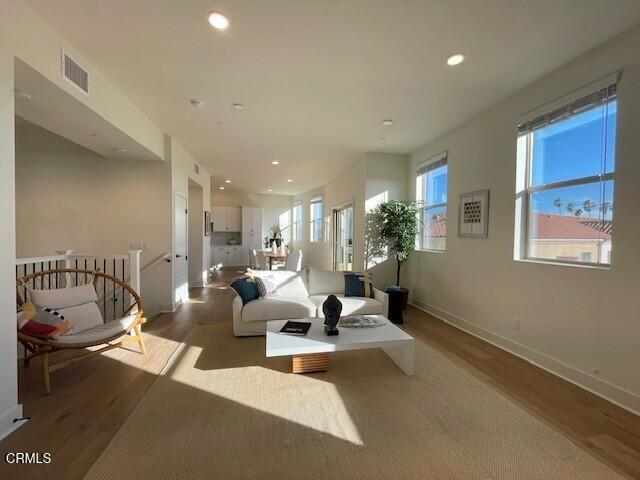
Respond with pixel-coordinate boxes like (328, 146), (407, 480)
(279, 321), (312, 336)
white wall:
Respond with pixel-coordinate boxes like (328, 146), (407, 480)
(188, 183), (205, 286)
(15, 121), (173, 319)
(0, 49), (22, 441)
(292, 152), (408, 287)
(406, 26), (640, 413)
(168, 137), (211, 306)
(211, 190), (293, 244)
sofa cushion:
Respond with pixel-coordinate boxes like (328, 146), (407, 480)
(250, 271), (309, 298)
(308, 295), (384, 317)
(230, 277), (259, 305)
(344, 273), (374, 298)
(307, 270), (345, 296)
(242, 296), (316, 323)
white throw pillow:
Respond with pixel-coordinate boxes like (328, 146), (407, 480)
(56, 302), (103, 335)
(31, 283), (98, 310)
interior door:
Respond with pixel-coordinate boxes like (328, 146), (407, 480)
(333, 203), (353, 271)
(174, 193), (189, 303)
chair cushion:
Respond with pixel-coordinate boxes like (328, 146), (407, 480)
(250, 271), (309, 298)
(307, 270), (345, 296)
(53, 314), (138, 345)
(308, 295), (384, 317)
(241, 296), (316, 323)
(31, 283), (98, 309)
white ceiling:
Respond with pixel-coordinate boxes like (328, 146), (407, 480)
(26, 0), (640, 194)
(14, 59), (161, 162)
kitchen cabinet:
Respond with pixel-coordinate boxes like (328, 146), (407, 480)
(213, 245), (244, 267)
(212, 206), (242, 232)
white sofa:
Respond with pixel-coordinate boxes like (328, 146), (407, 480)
(232, 270), (389, 336)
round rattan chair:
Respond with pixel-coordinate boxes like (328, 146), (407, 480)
(17, 269), (147, 395)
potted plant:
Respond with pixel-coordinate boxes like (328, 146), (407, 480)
(372, 200), (422, 322)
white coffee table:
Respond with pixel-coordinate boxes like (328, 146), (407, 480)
(266, 315), (415, 375)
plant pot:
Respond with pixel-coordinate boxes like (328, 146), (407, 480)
(384, 286), (409, 324)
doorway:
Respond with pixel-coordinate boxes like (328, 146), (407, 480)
(174, 192), (189, 305)
(333, 203), (353, 271)
(188, 180), (204, 289)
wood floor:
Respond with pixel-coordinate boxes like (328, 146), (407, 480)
(1, 269), (639, 479)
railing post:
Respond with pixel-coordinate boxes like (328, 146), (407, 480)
(55, 249), (74, 287)
(128, 249), (142, 295)
(55, 249), (75, 269)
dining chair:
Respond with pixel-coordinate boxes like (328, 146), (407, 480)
(249, 249), (258, 269)
(283, 250), (303, 271)
(256, 251), (267, 270)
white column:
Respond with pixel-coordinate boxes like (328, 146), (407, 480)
(128, 249), (142, 295)
(55, 249), (75, 269)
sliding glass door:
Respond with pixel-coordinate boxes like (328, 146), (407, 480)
(333, 203), (353, 271)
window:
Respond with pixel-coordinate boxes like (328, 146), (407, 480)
(416, 152), (448, 251)
(292, 202), (303, 241)
(515, 77), (617, 266)
(310, 197), (323, 242)
(279, 209), (291, 245)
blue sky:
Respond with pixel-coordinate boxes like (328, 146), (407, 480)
(530, 101), (616, 219)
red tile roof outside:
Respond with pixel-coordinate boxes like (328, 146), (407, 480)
(422, 213), (611, 240)
(530, 213), (611, 240)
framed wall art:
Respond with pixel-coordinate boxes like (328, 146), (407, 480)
(458, 189), (489, 238)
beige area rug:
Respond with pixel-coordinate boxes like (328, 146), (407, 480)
(85, 324), (622, 480)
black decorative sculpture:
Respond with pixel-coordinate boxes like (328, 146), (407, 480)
(322, 294), (342, 336)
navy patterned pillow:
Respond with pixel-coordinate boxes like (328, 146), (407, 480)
(230, 277), (259, 305)
(254, 277), (268, 297)
(344, 273), (374, 298)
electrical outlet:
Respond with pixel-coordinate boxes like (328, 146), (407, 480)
(513, 317), (520, 331)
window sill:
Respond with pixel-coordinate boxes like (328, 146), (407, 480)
(415, 248), (445, 254)
(514, 258), (610, 270)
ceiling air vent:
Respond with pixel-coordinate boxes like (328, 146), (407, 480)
(61, 51), (89, 94)
(194, 163), (200, 175)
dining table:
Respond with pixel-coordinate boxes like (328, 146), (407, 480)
(263, 251), (287, 270)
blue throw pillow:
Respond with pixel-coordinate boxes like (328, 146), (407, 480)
(344, 273), (374, 298)
(230, 277), (259, 305)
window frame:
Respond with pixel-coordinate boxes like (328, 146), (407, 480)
(416, 152), (448, 252)
(292, 202), (303, 241)
(309, 197), (324, 243)
(515, 78), (617, 268)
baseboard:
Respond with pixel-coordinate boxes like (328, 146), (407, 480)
(409, 297), (640, 416)
(0, 404), (25, 442)
(159, 302), (178, 313)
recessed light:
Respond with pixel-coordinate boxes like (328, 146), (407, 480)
(90, 133), (99, 137)
(271, 161), (280, 166)
(208, 11), (229, 30)
(225, 179), (231, 184)
(287, 179), (293, 183)
(233, 103), (245, 110)
(447, 54), (465, 66)
(189, 98), (203, 108)
(268, 189), (273, 192)
(217, 121), (224, 125)
(379, 136), (387, 140)
(382, 119), (393, 126)
(219, 186), (225, 190)
(112, 147), (127, 153)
